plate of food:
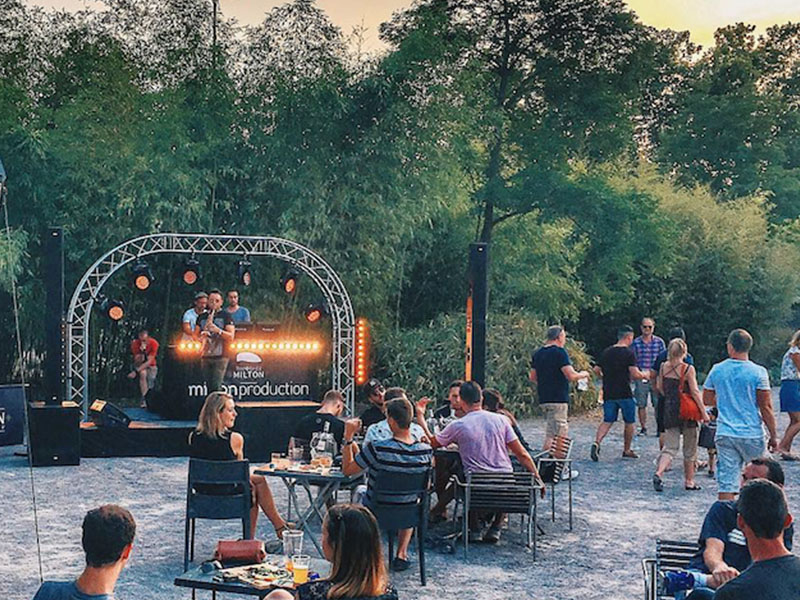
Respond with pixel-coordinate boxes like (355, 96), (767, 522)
(217, 560), (293, 589)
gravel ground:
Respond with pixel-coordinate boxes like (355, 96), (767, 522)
(2, 391), (797, 600)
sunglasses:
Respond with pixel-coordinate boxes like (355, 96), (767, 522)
(642, 325), (653, 329)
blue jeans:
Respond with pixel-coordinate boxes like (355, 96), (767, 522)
(603, 398), (636, 424)
(716, 435), (765, 494)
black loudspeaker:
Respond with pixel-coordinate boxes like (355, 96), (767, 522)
(89, 400), (132, 428)
(466, 242), (489, 387)
(0, 384), (26, 446)
(44, 227), (65, 404)
(28, 402), (81, 466)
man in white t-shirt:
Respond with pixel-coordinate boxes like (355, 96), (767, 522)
(181, 291), (207, 341)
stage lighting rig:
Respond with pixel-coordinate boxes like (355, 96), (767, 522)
(97, 296), (125, 321)
(181, 255), (200, 285)
(304, 300), (329, 324)
(354, 318), (370, 385)
(280, 268), (300, 295)
(237, 257), (252, 287)
(132, 260), (154, 291)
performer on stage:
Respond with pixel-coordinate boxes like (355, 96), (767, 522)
(127, 328), (159, 408)
(225, 289), (251, 324)
(197, 289), (235, 393)
(182, 291), (208, 341)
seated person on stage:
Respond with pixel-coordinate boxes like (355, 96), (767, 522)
(341, 397), (433, 572)
(433, 380), (464, 420)
(710, 479), (800, 600)
(359, 379), (386, 430)
(364, 387), (425, 444)
(482, 388), (531, 451)
(265, 504), (398, 600)
(292, 389), (346, 449)
(182, 291), (207, 341)
(225, 289), (251, 324)
(127, 327), (158, 409)
(416, 381), (544, 543)
(33, 504), (135, 600)
(189, 392), (291, 539)
(682, 457), (792, 598)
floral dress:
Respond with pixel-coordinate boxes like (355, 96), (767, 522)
(296, 580), (399, 600)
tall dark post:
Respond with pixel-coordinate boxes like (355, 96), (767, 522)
(43, 227), (65, 404)
(466, 242), (489, 387)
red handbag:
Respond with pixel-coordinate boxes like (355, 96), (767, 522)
(678, 365), (703, 421)
(214, 540), (266, 564)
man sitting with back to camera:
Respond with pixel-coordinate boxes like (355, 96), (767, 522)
(33, 505), (136, 600)
(292, 389), (345, 451)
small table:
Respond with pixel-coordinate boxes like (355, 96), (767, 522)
(174, 555), (330, 599)
(254, 467), (363, 556)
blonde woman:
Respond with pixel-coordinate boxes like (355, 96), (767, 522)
(652, 339), (708, 492)
(189, 392), (290, 538)
(778, 330), (800, 460)
(266, 504), (397, 600)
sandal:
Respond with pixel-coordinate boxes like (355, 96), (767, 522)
(622, 450), (639, 459)
(685, 483), (702, 491)
(781, 452), (800, 461)
(653, 474), (664, 492)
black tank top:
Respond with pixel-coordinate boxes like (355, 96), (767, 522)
(188, 430), (236, 460)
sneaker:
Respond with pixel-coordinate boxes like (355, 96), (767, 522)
(561, 469), (579, 481)
(468, 529), (483, 543)
(391, 557), (411, 572)
(482, 525), (501, 544)
(653, 474), (664, 492)
(637, 427), (648, 436)
(590, 442), (600, 462)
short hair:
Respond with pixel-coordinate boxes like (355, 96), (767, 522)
(641, 317), (655, 325)
(208, 288), (223, 298)
(384, 387), (407, 402)
(482, 388), (504, 412)
(737, 479), (789, 539)
(448, 379), (464, 391)
(322, 390), (343, 405)
(137, 327), (149, 335)
(226, 289), (239, 296)
(546, 326), (564, 341)
(460, 381), (482, 405)
(749, 456), (785, 486)
(667, 327), (686, 341)
(617, 325), (634, 340)
(385, 397), (413, 429)
(727, 329), (753, 353)
(82, 505), (136, 567)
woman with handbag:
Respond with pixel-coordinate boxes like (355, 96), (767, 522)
(189, 391), (292, 539)
(777, 330), (800, 460)
(652, 338), (709, 492)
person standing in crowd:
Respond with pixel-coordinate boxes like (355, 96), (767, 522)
(651, 327), (694, 445)
(434, 380), (464, 420)
(652, 339), (708, 492)
(225, 289), (251, 324)
(33, 505), (136, 600)
(632, 317), (666, 436)
(711, 479), (800, 600)
(189, 392), (291, 540)
(342, 397), (433, 571)
(292, 389), (345, 448)
(196, 289), (235, 394)
(530, 325), (590, 449)
(777, 330), (800, 460)
(591, 325), (648, 461)
(359, 379), (386, 430)
(182, 291), (207, 341)
(364, 387), (425, 444)
(703, 329), (778, 500)
(127, 327), (159, 409)
(416, 381), (544, 543)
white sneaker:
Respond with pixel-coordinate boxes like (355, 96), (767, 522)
(561, 469), (579, 481)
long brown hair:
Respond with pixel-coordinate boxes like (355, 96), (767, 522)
(196, 392), (233, 438)
(324, 504), (387, 599)
(482, 388), (518, 428)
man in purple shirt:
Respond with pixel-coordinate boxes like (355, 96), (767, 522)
(417, 381), (542, 543)
(632, 317), (666, 436)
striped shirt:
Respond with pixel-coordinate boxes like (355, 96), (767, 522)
(354, 437), (432, 505)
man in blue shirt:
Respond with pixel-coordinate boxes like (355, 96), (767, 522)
(225, 289), (251, 324)
(33, 505), (136, 600)
(703, 329), (778, 500)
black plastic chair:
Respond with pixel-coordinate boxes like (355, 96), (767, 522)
(369, 467), (432, 586)
(184, 458), (252, 572)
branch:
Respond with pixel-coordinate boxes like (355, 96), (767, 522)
(492, 208), (531, 227)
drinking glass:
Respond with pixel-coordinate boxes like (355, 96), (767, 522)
(283, 530), (303, 570)
(292, 554), (310, 584)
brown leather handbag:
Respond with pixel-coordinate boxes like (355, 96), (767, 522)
(213, 540), (266, 564)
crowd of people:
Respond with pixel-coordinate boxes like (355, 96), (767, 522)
(31, 319), (800, 599)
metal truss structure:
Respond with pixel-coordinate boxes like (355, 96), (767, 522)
(66, 234), (355, 416)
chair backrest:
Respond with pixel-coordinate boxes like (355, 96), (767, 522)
(464, 471), (538, 515)
(549, 435), (573, 484)
(370, 467), (431, 531)
(655, 539), (699, 573)
(186, 458), (251, 521)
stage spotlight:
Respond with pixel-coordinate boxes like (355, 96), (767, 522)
(182, 256), (200, 285)
(237, 258), (252, 287)
(280, 268), (299, 295)
(132, 260), (154, 291)
(98, 297), (125, 321)
(304, 300), (329, 324)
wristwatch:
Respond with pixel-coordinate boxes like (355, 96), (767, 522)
(342, 439), (354, 446)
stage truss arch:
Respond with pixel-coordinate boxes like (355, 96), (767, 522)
(66, 233), (355, 415)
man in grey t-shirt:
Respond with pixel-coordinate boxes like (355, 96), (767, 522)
(33, 505), (135, 600)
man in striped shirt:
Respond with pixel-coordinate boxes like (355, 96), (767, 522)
(342, 394), (432, 572)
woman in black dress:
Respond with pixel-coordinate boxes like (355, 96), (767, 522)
(266, 504), (398, 600)
(189, 392), (290, 538)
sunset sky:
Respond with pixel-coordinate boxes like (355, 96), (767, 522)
(29, 0), (800, 52)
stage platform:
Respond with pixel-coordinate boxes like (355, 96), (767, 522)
(80, 401), (319, 460)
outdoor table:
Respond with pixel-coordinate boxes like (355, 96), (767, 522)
(174, 554), (330, 599)
(254, 466), (363, 556)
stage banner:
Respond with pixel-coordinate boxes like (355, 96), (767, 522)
(0, 384), (26, 446)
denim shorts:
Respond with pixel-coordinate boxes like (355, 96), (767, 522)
(603, 398), (636, 424)
(716, 435), (766, 494)
(780, 380), (800, 412)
